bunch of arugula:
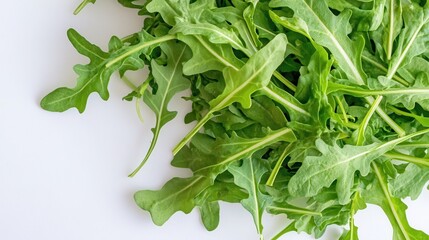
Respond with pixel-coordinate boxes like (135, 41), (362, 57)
(41, 0), (429, 239)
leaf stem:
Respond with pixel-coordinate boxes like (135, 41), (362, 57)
(74, 0), (95, 15)
(266, 206), (321, 216)
(261, 85), (310, 117)
(273, 71), (297, 92)
(387, 19), (428, 80)
(371, 162), (411, 240)
(172, 111), (214, 155)
(387, 0), (395, 60)
(271, 222), (296, 240)
(266, 143), (294, 186)
(384, 151), (429, 168)
(128, 123), (161, 177)
(120, 75), (138, 90)
(356, 96), (383, 145)
(336, 87), (429, 97)
(334, 96), (348, 123)
(106, 35), (176, 68)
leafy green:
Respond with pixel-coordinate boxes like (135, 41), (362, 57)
(129, 41), (190, 176)
(229, 157), (271, 239)
(42, 0), (429, 239)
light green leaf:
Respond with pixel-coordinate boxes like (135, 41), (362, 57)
(171, 22), (247, 52)
(173, 128), (297, 176)
(340, 192), (366, 240)
(41, 29), (167, 113)
(173, 34), (288, 154)
(134, 176), (212, 226)
(270, 0), (366, 85)
(288, 128), (429, 204)
(209, 33), (287, 110)
(129, 41), (191, 176)
(178, 35), (243, 75)
(229, 157), (271, 239)
(386, 1), (429, 79)
(327, 0), (385, 31)
(199, 201), (220, 231)
(390, 163), (429, 200)
(363, 163), (429, 240)
(146, 0), (190, 26)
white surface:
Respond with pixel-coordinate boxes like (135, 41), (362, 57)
(0, 1), (428, 240)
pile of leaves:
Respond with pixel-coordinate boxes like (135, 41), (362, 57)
(41, 0), (429, 239)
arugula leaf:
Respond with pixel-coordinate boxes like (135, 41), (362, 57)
(363, 163), (429, 240)
(43, 1), (429, 239)
(129, 41), (191, 176)
(41, 29), (172, 113)
(270, 0), (366, 84)
(229, 157), (271, 239)
(386, 1), (429, 80)
(390, 162), (429, 200)
(134, 176), (212, 225)
(340, 192), (366, 240)
(288, 128), (429, 204)
(173, 34), (288, 154)
(135, 127), (296, 225)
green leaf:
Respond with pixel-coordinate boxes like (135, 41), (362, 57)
(229, 157), (271, 239)
(173, 34), (288, 154)
(41, 29), (171, 113)
(390, 163), (429, 200)
(171, 22), (247, 52)
(288, 128), (429, 204)
(173, 128), (297, 176)
(134, 176), (212, 226)
(117, 0), (143, 9)
(199, 201), (220, 231)
(129, 41), (190, 176)
(178, 35), (243, 75)
(362, 163), (429, 240)
(209, 33), (287, 110)
(340, 192), (366, 240)
(326, 0), (385, 31)
(386, 1), (429, 79)
(270, 0), (366, 85)
(146, 0), (190, 26)
(136, 127), (296, 225)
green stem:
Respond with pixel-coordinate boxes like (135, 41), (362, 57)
(273, 71), (297, 92)
(106, 34), (176, 68)
(374, 107), (404, 137)
(384, 151), (429, 168)
(356, 96), (383, 145)
(261, 85), (310, 117)
(396, 143), (429, 148)
(266, 206), (321, 216)
(128, 121), (161, 177)
(266, 143), (294, 186)
(335, 95), (348, 123)
(120, 75), (138, 90)
(135, 81), (150, 124)
(371, 162), (411, 240)
(173, 111), (214, 155)
(338, 87), (429, 97)
(387, 0), (395, 60)
(272, 222), (296, 240)
(74, 0), (95, 15)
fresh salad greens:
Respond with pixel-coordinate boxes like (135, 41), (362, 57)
(41, 0), (429, 239)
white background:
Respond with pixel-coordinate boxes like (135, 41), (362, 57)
(0, 1), (428, 239)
